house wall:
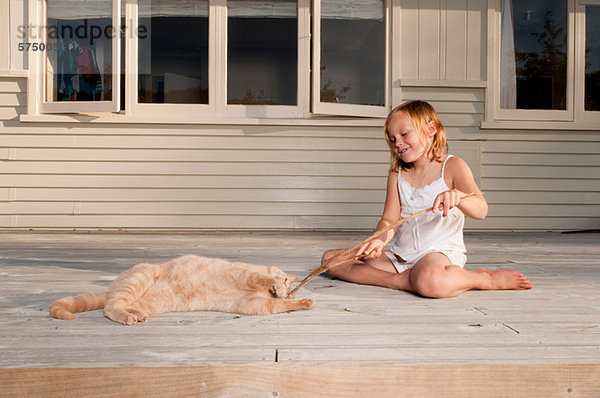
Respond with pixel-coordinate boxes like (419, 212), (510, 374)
(0, 0), (598, 232)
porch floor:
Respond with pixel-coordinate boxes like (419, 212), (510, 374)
(1, 231), (599, 397)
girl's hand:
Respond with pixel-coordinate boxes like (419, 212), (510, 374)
(356, 239), (385, 260)
(432, 189), (462, 217)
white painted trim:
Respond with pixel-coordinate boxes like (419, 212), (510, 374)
(19, 112), (387, 126)
(487, 0), (574, 122)
(400, 79), (487, 88)
(391, 0), (401, 107)
(576, 1), (600, 123)
(0, 70), (29, 77)
(127, 0), (215, 118)
(124, 0), (137, 115)
(222, 0), (309, 119)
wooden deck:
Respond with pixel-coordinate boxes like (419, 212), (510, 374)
(1, 231), (599, 397)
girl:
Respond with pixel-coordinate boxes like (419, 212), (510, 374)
(323, 100), (532, 298)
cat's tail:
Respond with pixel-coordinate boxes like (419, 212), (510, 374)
(50, 292), (107, 320)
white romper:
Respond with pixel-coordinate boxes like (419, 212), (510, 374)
(385, 155), (467, 273)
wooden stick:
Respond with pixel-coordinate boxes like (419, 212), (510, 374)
(287, 192), (479, 297)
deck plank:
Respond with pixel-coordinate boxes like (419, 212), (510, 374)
(0, 232), (599, 396)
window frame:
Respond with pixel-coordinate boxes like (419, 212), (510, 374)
(574, 0), (600, 124)
(37, 0), (121, 114)
(485, 0), (600, 126)
(27, 0), (389, 121)
(311, 0), (390, 118)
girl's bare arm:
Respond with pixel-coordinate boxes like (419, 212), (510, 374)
(434, 157), (488, 220)
(357, 171), (401, 258)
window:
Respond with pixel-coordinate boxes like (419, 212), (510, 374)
(584, 5), (600, 112)
(138, 0), (209, 104)
(31, 0), (389, 120)
(488, 0), (599, 125)
(313, 0), (388, 117)
(42, 0), (121, 113)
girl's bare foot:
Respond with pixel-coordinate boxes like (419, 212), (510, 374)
(475, 269), (533, 290)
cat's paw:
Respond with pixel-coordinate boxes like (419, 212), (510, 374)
(296, 298), (314, 309)
(270, 280), (288, 298)
(122, 309), (148, 325)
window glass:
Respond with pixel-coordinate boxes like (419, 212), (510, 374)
(227, 0), (297, 105)
(138, 0), (208, 104)
(320, 0), (385, 106)
(500, 0), (568, 110)
(46, 0), (114, 102)
(585, 6), (600, 111)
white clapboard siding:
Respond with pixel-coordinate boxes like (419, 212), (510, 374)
(0, 77), (26, 121)
(11, 188), (385, 203)
(1, 0), (598, 232)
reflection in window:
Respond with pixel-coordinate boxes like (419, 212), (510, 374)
(138, 0), (208, 104)
(585, 7), (600, 111)
(320, 0), (385, 106)
(46, 0), (114, 102)
(500, 0), (567, 110)
(227, 0), (297, 105)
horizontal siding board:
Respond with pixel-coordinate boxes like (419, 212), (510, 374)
(0, 126), (386, 139)
(0, 107), (24, 120)
(0, 93), (26, 106)
(426, 100), (484, 114)
(482, 165), (600, 179)
(484, 153), (600, 167)
(0, 78), (27, 93)
(0, 161), (389, 177)
(0, 202), (384, 217)
(9, 215), (299, 229)
(8, 215), (379, 230)
(0, 175), (388, 190)
(487, 204), (600, 218)
(475, 217), (600, 231)
(0, 135), (389, 150)
(12, 188), (385, 203)
(401, 86), (484, 101)
(483, 141), (600, 154)
(481, 178), (600, 192)
(484, 191), (600, 205)
(9, 148), (388, 162)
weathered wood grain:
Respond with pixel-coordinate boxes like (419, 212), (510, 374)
(0, 232), (598, 396)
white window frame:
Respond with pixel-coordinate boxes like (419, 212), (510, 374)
(125, 0), (215, 119)
(312, 0), (390, 118)
(32, 0), (121, 114)
(485, 0), (600, 126)
(27, 0), (389, 121)
(575, 0), (600, 124)
(222, 0), (310, 118)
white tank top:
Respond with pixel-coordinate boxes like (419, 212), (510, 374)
(390, 155), (466, 262)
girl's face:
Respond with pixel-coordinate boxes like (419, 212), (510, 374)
(386, 111), (434, 164)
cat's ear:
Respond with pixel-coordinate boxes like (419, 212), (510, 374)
(287, 274), (300, 283)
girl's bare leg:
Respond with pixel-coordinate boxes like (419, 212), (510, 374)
(322, 249), (414, 292)
(409, 252), (533, 298)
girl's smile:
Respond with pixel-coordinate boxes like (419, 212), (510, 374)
(386, 112), (431, 164)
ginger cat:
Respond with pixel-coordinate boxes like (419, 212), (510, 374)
(50, 255), (314, 325)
